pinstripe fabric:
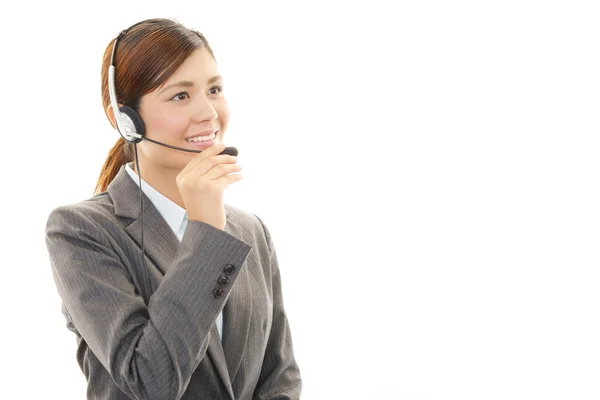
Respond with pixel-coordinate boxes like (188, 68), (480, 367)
(45, 166), (301, 400)
(125, 162), (224, 339)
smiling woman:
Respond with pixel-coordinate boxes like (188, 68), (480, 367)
(44, 18), (301, 400)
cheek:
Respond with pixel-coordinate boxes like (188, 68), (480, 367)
(144, 109), (190, 139)
(215, 101), (230, 131)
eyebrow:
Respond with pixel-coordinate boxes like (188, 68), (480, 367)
(158, 76), (223, 96)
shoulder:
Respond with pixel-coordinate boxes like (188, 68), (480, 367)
(224, 204), (274, 250)
(45, 192), (119, 238)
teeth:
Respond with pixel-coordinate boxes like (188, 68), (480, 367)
(186, 132), (215, 142)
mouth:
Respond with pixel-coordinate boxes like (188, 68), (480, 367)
(185, 130), (217, 143)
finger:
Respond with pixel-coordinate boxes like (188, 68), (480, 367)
(180, 142), (226, 173)
(217, 172), (243, 186)
(190, 154), (238, 177)
(204, 162), (242, 180)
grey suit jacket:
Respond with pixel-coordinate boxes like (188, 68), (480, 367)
(45, 166), (301, 400)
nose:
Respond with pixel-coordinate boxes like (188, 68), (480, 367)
(192, 96), (218, 123)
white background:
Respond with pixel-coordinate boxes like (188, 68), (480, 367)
(1, 0), (599, 399)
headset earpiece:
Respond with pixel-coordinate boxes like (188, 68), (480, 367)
(118, 106), (145, 143)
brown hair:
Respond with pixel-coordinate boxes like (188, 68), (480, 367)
(94, 18), (214, 195)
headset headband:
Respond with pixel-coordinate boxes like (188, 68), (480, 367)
(107, 23), (147, 143)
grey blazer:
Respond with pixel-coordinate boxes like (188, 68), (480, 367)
(45, 166), (301, 400)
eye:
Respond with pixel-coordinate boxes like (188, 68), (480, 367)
(171, 92), (190, 101)
(209, 85), (223, 95)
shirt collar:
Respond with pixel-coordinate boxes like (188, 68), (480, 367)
(125, 162), (187, 236)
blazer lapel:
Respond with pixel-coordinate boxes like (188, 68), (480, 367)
(222, 214), (253, 383)
(108, 165), (179, 275)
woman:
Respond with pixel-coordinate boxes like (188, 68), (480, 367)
(45, 18), (301, 400)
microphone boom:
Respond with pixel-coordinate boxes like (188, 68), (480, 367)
(143, 137), (238, 156)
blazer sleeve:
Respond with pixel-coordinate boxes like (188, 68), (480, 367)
(253, 216), (302, 400)
(45, 205), (252, 400)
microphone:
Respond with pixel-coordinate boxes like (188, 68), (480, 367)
(143, 137), (238, 157)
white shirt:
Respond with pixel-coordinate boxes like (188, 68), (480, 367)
(125, 162), (224, 339)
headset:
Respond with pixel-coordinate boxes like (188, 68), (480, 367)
(107, 22), (238, 299)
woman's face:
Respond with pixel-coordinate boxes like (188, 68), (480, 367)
(137, 47), (229, 171)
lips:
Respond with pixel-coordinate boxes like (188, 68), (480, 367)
(186, 130), (218, 143)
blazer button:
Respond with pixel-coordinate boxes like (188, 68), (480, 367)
(218, 276), (230, 287)
(224, 264), (236, 275)
(214, 288), (224, 299)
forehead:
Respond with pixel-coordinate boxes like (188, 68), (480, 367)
(164, 48), (218, 83)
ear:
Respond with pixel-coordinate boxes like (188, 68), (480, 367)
(106, 103), (122, 129)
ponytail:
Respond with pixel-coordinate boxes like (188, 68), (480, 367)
(94, 138), (132, 195)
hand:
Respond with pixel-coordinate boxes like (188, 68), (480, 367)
(176, 142), (243, 230)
